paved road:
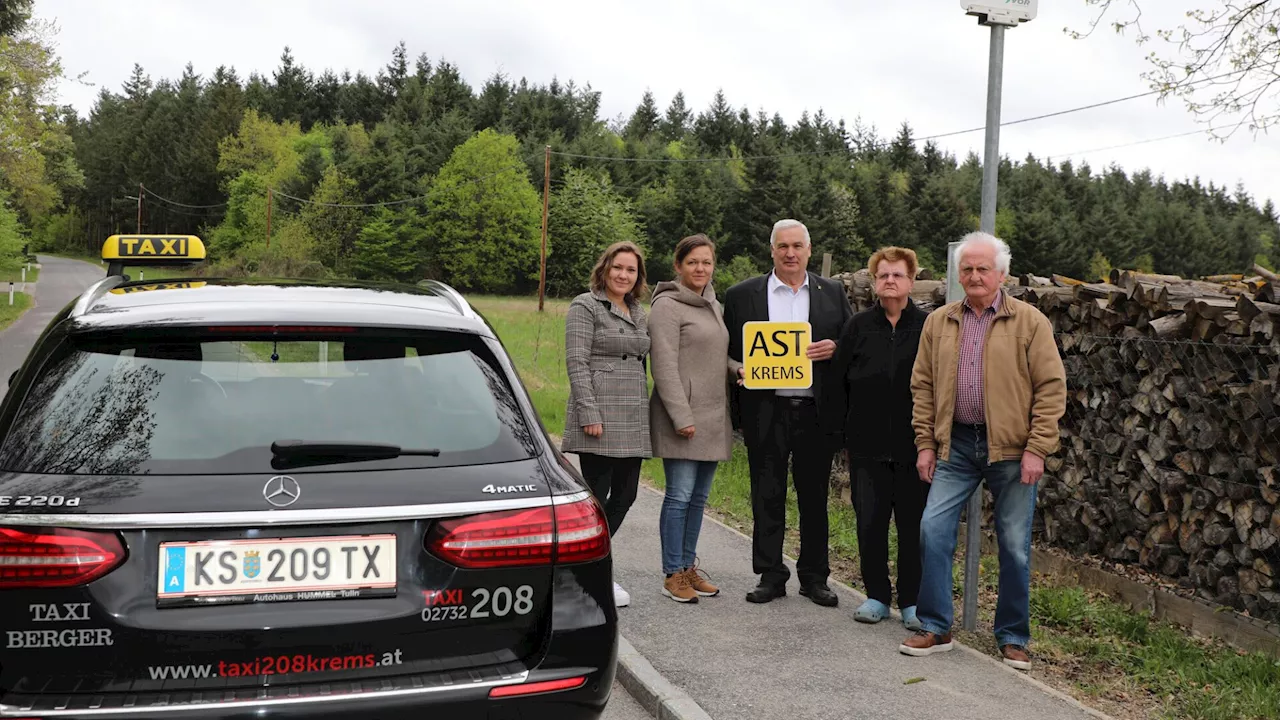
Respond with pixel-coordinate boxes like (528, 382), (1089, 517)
(607, 481), (1100, 720)
(603, 680), (651, 720)
(0, 255), (103, 401)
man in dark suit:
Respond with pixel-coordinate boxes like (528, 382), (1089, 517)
(724, 218), (853, 606)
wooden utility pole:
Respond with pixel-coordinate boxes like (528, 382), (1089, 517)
(266, 188), (273, 249)
(538, 145), (550, 312)
(136, 183), (143, 234)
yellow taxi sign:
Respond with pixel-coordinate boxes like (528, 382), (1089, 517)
(109, 281), (207, 295)
(742, 321), (812, 390)
(102, 235), (206, 263)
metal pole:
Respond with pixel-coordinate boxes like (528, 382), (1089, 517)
(979, 25), (1005, 235)
(137, 184), (143, 234)
(960, 21), (1006, 634)
(538, 145), (550, 312)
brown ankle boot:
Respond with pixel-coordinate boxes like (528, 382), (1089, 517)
(662, 572), (699, 603)
(684, 561), (719, 597)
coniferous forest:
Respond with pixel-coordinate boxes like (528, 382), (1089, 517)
(3, 26), (1278, 291)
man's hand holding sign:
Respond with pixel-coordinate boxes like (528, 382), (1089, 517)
(736, 325), (834, 386)
(741, 322), (814, 390)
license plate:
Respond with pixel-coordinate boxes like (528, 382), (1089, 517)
(157, 534), (397, 607)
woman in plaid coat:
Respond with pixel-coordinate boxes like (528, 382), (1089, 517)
(562, 240), (652, 607)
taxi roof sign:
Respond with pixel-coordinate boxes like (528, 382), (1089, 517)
(103, 235), (206, 263)
(102, 235), (206, 277)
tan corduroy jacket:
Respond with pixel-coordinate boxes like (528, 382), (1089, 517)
(910, 291), (1067, 463)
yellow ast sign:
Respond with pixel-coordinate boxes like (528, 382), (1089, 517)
(742, 321), (812, 390)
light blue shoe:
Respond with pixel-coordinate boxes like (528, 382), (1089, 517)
(853, 598), (890, 624)
(901, 605), (922, 631)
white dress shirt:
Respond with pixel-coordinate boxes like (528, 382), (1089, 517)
(767, 270), (812, 398)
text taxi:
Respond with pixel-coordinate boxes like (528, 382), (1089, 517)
(0, 235), (619, 719)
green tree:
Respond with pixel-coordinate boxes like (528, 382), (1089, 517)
(301, 166), (365, 270)
(0, 0), (32, 37)
(714, 254), (760, 296)
(352, 207), (420, 281)
(0, 16), (75, 223)
(1088, 250), (1112, 282)
(624, 89), (660, 141)
(423, 129), (541, 292)
(545, 168), (644, 297)
(0, 193), (24, 266)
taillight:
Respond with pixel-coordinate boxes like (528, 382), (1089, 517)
(427, 498), (609, 568)
(489, 675), (587, 698)
(550, 497), (610, 564)
(0, 527), (127, 588)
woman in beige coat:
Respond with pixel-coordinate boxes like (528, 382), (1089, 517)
(648, 234), (733, 603)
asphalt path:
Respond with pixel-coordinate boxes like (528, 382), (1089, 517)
(602, 680), (652, 720)
(0, 255), (104, 403)
(605, 482), (1102, 720)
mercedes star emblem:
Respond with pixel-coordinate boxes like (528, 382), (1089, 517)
(263, 476), (301, 508)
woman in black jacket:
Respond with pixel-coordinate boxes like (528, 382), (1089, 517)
(825, 246), (930, 630)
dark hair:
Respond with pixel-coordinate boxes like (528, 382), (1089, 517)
(673, 234), (716, 265)
(589, 241), (649, 301)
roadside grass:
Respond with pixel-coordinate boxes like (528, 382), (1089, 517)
(474, 293), (1280, 720)
(0, 291), (32, 332)
(0, 262), (39, 284)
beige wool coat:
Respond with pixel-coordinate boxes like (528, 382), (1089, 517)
(647, 280), (733, 461)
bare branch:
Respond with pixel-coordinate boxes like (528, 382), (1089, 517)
(1080, 1), (1280, 135)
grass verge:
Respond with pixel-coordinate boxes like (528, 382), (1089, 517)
(0, 291), (33, 332)
(0, 263), (39, 284)
(473, 294), (1280, 720)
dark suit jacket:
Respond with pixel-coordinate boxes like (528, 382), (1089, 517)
(723, 271), (854, 449)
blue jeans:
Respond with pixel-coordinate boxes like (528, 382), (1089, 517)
(917, 423), (1038, 647)
(659, 459), (718, 575)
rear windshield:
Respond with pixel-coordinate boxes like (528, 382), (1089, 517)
(0, 331), (536, 475)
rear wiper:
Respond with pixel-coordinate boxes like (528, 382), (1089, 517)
(271, 440), (442, 459)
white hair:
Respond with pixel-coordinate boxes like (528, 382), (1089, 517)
(770, 219), (811, 248)
(957, 231), (1012, 275)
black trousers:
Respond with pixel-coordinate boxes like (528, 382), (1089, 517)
(577, 453), (641, 536)
(744, 396), (834, 588)
(848, 456), (930, 608)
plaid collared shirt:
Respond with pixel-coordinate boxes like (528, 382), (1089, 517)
(954, 290), (1003, 425)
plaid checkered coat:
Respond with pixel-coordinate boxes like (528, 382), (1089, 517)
(560, 290), (653, 459)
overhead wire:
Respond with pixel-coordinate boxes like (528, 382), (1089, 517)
(139, 184), (229, 209)
(1044, 125), (1240, 163)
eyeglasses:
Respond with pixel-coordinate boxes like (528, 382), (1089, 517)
(875, 272), (908, 281)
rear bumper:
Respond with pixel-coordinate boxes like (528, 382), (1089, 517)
(0, 659), (614, 720)
(0, 565), (618, 720)
(0, 672), (613, 720)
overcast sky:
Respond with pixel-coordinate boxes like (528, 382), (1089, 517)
(37, 0), (1280, 210)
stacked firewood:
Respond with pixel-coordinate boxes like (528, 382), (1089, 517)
(832, 264), (1280, 621)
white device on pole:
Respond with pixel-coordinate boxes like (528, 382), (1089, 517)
(961, 0), (1037, 25)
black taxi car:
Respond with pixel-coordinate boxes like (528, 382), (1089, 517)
(0, 236), (618, 719)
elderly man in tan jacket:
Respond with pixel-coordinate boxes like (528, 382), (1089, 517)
(898, 232), (1066, 672)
